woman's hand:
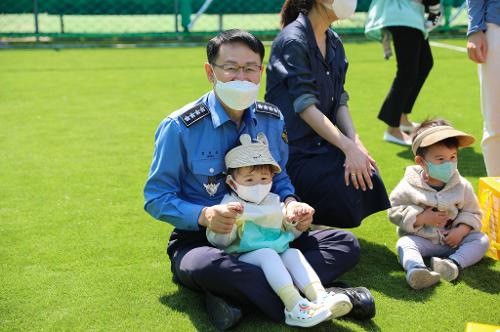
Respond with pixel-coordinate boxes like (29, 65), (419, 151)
(355, 136), (378, 172)
(343, 139), (374, 191)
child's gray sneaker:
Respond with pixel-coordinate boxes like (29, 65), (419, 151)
(406, 268), (440, 290)
(430, 257), (460, 281)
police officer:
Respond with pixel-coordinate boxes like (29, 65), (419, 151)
(144, 29), (367, 330)
(266, 0), (391, 228)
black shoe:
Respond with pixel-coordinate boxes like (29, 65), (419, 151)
(326, 286), (376, 320)
(205, 292), (242, 331)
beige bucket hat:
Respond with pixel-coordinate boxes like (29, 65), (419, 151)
(412, 125), (475, 155)
(225, 133), (281, 173)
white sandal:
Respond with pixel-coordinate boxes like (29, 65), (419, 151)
(400, 122), (420, 134)
(284, 299), (331, 328)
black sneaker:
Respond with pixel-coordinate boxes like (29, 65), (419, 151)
(325, 286), (376, 320)
(205, 292), (242, 331)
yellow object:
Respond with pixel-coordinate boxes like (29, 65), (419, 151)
(465, 322), (500, 332)
(478, 177), (500, 260)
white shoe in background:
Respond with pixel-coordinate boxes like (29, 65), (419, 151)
(383, 131), (412, 146)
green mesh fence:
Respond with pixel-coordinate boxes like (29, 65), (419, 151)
(0, 0), (468, 41)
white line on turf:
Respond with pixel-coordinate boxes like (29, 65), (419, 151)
(430, 41), (467, 53)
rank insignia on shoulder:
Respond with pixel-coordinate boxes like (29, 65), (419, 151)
(255, 102), (281, 118)
(282, 127), (288, 144)
(180, 103), (210, 127)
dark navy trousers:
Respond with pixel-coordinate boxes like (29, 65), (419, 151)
(168, 228), (360, 322)
(287, 147), (391, 228)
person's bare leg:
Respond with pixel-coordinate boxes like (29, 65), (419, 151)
(400, 114), (413, 127)
(387, 126), (411, 141)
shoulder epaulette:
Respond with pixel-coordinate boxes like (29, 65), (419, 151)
(180, 103), (210, 127)
(255, 101), (281, 118)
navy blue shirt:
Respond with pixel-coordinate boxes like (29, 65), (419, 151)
(144, 91), (296, 231)
(265, 13), (349, 155)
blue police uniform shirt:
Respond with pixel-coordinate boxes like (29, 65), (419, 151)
(144, 90), (295, 231)
(265, 12), (349, 156)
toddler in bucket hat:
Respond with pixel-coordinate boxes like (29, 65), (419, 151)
(206, 132), (354, 327)
(388, 119), (489, 290)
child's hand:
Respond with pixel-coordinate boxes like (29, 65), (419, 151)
(285, 201), (314, 231)
(293, 202), (314, 217)
(227, 202), (244, 215)
(443, 224), (471, 248)
(415, 207), (448, 228)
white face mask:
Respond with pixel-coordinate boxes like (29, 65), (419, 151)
(227, 175), (272, 204)
(328, 0), (357, 20)
(212, 70), (260, 111)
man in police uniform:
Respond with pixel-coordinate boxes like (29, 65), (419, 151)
(144, 29), (368, 330)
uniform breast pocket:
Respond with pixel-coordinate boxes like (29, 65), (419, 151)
(191, 158), (226, 197)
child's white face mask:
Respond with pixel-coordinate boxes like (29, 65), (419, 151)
(227, 175), (272, 204)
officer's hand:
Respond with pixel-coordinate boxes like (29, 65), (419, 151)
(286, 201), (314, 232)
(467, 31), (488, 64)
(343, 140), (374, 191)
(199, 202), (243, 234)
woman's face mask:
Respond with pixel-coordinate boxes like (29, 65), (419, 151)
(212, 69), (260, 111)
(325, 0), (357, 20)
(227, 175), (272, 204)
(424, 160), (457, 183)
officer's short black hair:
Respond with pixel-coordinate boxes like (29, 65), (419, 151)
(206, 29), (265, 65)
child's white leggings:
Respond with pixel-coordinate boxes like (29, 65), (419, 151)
(238, 247), (320, 294)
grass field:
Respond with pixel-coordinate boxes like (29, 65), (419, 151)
(1, 39), (499, 331)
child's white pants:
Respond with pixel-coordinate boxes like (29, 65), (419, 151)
(238, 247), (320, 294)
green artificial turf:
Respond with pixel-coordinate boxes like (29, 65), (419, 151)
(1, 39), (499, 332)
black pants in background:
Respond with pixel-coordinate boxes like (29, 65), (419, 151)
(378, 26), (434, 127)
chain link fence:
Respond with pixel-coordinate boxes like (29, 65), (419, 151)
(0, 0), (468, 42)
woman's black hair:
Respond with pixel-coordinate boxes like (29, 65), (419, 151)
(280, 0), (315, 27)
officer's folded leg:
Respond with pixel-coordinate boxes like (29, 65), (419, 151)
(171, 245), (285, 329)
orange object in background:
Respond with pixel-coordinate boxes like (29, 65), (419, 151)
(478, 177), (500, 260)
(465, 322), (500, 332)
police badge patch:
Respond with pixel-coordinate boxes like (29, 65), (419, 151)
(203, 175), (220, 196)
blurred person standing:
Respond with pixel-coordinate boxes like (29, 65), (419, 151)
(365, 0), (433, 146)
(466, 0), (500, 176)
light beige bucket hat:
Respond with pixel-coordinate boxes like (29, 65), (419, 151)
(225, 133), (281, 173)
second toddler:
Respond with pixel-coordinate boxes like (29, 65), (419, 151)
(389, 119), (489, 289)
